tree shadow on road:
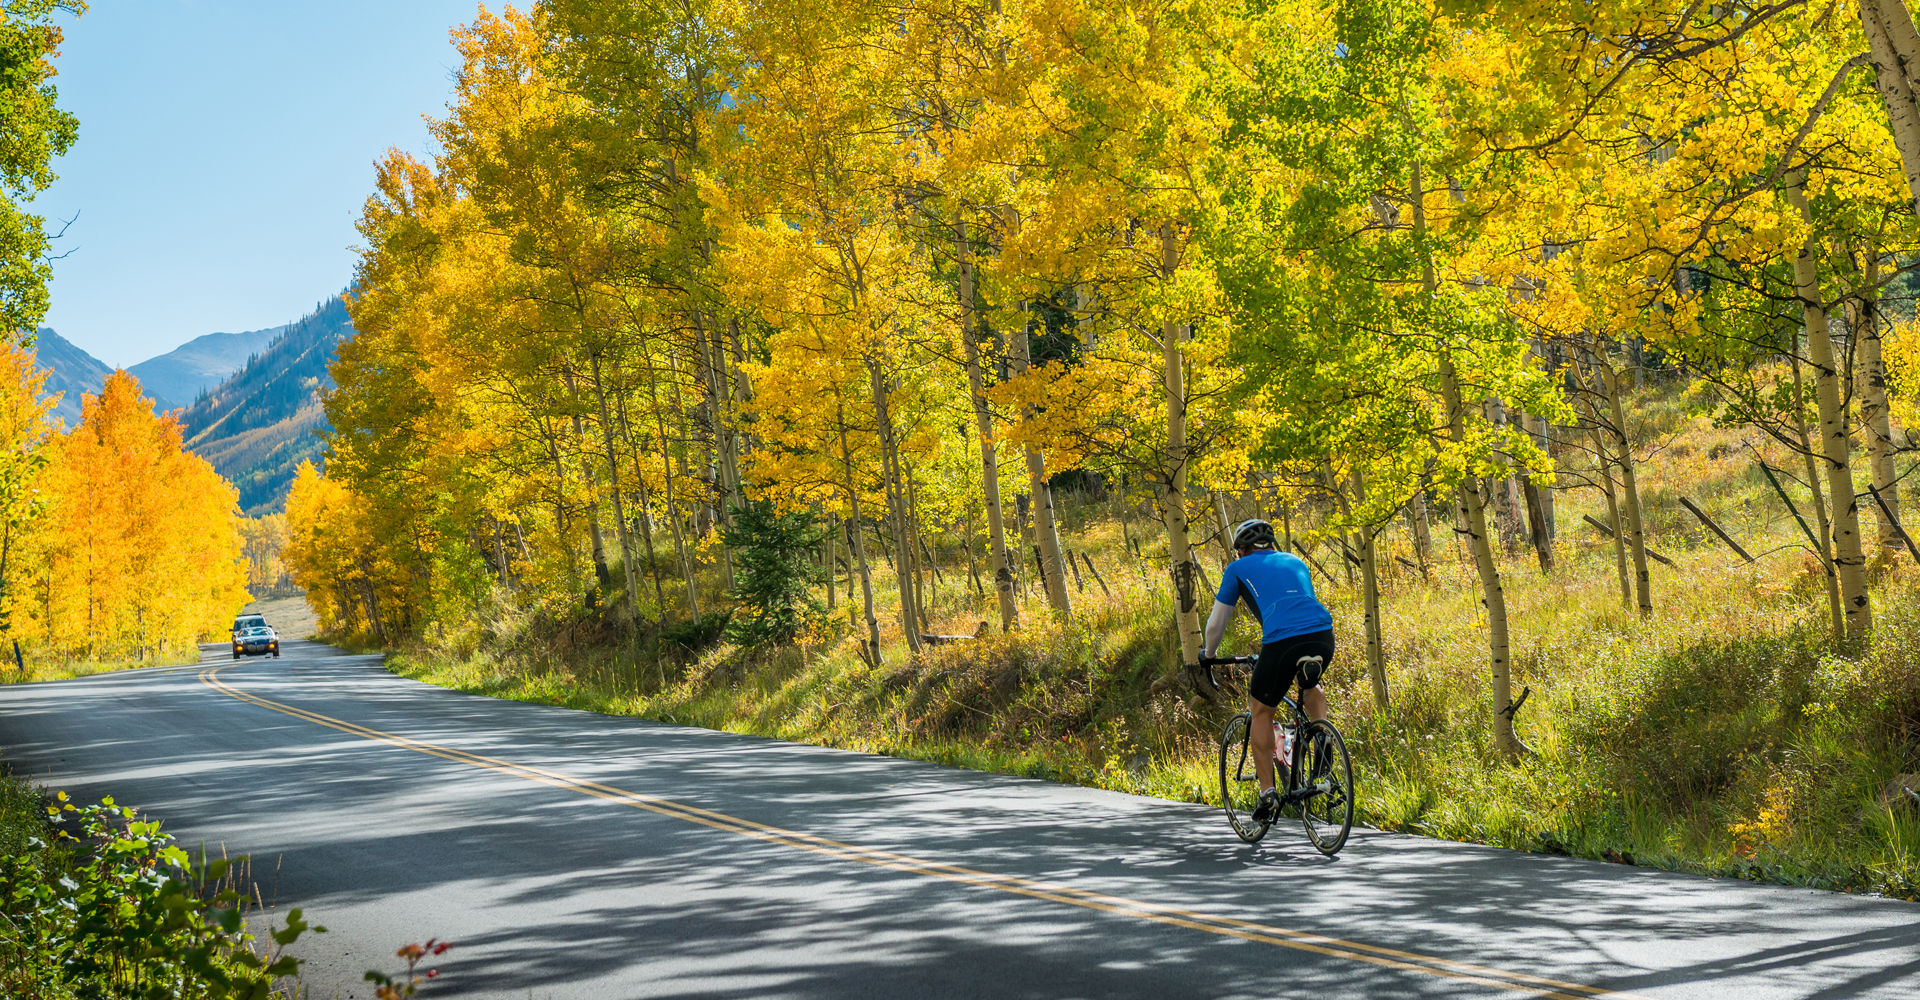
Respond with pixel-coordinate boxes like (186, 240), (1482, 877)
(2, 652), (1916, 998)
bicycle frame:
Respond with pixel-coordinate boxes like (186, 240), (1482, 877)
(1225, 698), (1312, 797)
(1207, 655), (1310, 798)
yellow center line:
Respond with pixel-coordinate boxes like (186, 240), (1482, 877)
(198, 664), (1657, 1000)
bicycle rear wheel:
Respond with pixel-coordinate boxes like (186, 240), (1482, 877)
(1218, 713), (1269, 843)
(1299, 719), (1353, 856)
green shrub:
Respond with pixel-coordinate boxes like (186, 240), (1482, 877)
(0, 788), (318, 999)
(721, 498), (825, 649)
(1571, 629), (1820, 807)
(661, 609), (733, 659)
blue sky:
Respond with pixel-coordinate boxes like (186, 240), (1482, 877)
(38, 1), (482, 367)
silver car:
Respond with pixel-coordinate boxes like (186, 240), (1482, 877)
(232, 625), (280, 659)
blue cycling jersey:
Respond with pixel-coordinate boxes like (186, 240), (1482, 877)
(1215, 549), (1332, 644)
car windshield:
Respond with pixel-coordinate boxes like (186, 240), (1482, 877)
(235, 617), (265, 630)
(245, 627), (273, 637)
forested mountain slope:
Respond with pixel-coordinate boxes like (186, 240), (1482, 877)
(179, 293), (352, 514)
(128, 325), (284, 411)
(29, 328), (112, 426)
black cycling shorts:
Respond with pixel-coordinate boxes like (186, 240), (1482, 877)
(1249, 629), (1335, 709)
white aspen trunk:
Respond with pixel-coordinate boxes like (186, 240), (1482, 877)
(541, 417), (587, 597)
(1504, 393), (1551, 572)
(699, 316), (738, 594)
(1445, 353), (1522, 758)
(1159, 222), (1205, 670)
(1212, 492), (1236, 567)
(1487, 396), (1526, 552)
(1414, 161), (1524, 758)
(585, 351), (643, 616)
(1788, 177), (1873, 641)
(962, 506), (983, 597)
(1602, 475), (1631, 608)
(661, 481), (698, 616)
(1595, 354), (1653, 616)
(1010, 303), (1073, 618)
(1531, 410), (1557, 543)
(1862, 0), (1920, 220)
(1076, 283), (1097, 351)
(958, 228), (1019, 632)
(562, 369), (614, 595)
(667, 361), (706, 614)
(643, 362), (700, 616)
(905, 464), (936, 626)
(1850, 254), (1901, 547)
(1571, 358), (1632, 607)
(1407, 481), (1433, 581)
(868, 360), (924, 653)
(613, 395), (670, 613)
(1792, 340), (1849, 641)
(1350, 469), (1389, 710)
(837, 399), (882, 666)
(824, 514), (837, 614)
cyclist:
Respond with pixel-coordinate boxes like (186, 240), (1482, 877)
(1202, 518), (1335, 825)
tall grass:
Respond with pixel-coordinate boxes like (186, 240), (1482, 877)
(391, 380), (1920, 898)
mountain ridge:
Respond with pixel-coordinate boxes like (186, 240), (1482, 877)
(129, 325), (286, 411)
(24, 296), (351, 514)
(30, 328), (114, 426)
(179, 293), (352, 514)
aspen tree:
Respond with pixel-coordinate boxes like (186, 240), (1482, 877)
(1009, 301), (1072, 618)
(959, 233), (1019, 630)
(1787, 173), (1873, 640)
(0, 345), (51, 647)
(1592, 352), (1653, 616)
(31, 373), (246, 660)
(1848, 250), (1902, 547)
(1860, 0), (1920, 219)
(1791, 331), (1850, 639)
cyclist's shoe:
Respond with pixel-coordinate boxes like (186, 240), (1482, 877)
(1252, 787), (1281, 825)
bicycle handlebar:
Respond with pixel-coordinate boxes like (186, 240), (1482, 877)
(1194, 655), (1256, 692)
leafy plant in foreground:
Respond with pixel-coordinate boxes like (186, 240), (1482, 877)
(366, 938), (451, 999)
(0, 791), (319, 999)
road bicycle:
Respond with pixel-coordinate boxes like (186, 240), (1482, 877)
(1200, 654), (1354, 855)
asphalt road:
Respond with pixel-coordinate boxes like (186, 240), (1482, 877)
(1, 639), (1916, 999)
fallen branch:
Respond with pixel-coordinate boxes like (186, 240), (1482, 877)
(1580, 514), (1674, 566)
(1677, 496), (1753, 563)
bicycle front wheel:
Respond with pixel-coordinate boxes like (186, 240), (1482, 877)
(1218, 713), (1269, 843)
(1299, 719), (1354, 856)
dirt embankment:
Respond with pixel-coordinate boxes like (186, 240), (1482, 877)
(240, 592), (318, 640)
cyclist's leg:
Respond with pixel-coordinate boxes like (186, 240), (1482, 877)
(1247, 641), (1302, 791)
(1247, 698), (1278, 792)
(1291, 631), (1337, 722)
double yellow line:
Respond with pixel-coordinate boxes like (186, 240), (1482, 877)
(198, 664), (1653, 1000)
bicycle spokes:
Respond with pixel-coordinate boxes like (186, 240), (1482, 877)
(1300, 720), (1354, 856)
(1218, 714), (1270, 844)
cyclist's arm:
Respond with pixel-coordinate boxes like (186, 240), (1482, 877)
(1203, 600), (1234, 658)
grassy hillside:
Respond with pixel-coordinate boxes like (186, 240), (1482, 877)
(179, 294), (351, 514)
(388, 378), (1920, 899)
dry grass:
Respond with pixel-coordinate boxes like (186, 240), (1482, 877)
(392, 375), (1920, 898)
